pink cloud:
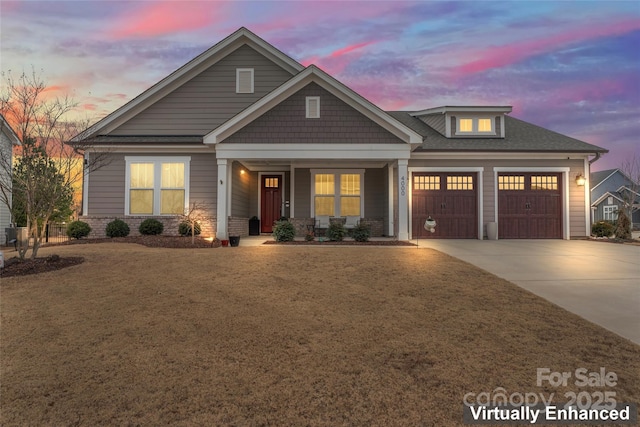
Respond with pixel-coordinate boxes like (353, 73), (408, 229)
(454, 19), (640, 76)
(301, 41), (376, 75)
(108, 1), (224, 39)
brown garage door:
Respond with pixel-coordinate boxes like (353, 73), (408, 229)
(498, 173), (562, 239)
(412, 173), (477, 238)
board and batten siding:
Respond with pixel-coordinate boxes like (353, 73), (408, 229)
(110, 45), (294, 136)
(293, 168), (311, 218)
(408, 158), (588, 237)
(87, 152), (217, 216)
(223, 83), (405, 144)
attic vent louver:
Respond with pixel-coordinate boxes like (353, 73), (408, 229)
(236, 68), (254, 93)
(306, 96), (320, 118)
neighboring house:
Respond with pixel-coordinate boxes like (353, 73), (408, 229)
(0, 114), (21, 245)
(75, 28), (608, 240)
(590, 168), (640, 226)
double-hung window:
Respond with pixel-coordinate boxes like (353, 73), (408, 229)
(126, 157), (190, 215)
(603, 205), (618, 221)
(312, 170), (363, 217)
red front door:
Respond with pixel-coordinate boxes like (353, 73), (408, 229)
(261, 175), (282, 233)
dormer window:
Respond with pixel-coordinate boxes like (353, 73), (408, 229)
(236, 68), (254, 93)
(456, 117), (494, 135)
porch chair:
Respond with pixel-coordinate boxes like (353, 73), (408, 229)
(344, 216), (360, 231)
(315, 215), (330, 236)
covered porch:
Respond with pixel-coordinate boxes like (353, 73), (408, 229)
(214, 144), (411, 240)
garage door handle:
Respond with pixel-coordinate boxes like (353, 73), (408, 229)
(441, 202), (446, 209)
(525, 202), (531, 209)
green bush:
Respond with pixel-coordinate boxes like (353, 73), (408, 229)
(66, 220), (91, 239)
(273, 220), (296, 242)
(179, 221), (201, 236)
(591, 221), (614, 237)
(106, 219), (130, 238)
(351, 222), (371, 242)
(139, 218), (164, 235)
(327, 222), (347, 242)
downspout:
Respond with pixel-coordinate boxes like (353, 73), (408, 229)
(589, 152), (601, 164)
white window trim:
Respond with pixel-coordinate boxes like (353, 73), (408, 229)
(125, 156), (191, 216)
(603, 205), (618, 221)
(310, 169), (364, 217)
(455, 116), (496, 136)
(306, 96), (320, 118)
(236, 68), (254, 94)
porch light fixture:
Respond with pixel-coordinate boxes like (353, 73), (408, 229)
(575, 174), (586, 186)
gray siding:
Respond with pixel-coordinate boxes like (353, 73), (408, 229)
(87, 152), (217, 216)
(364, 168), (385, 217)
(231, 161), (250, 217)
(293, 168), (311, 217)
(591, 171), (628, 202)
(0, 133), (12, 243)
(224, 83), (405, 144)
(408, 158), (588, 238)
(418, 114), (445, 135)
(111, 45), (294, 136)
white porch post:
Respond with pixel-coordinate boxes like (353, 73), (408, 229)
(387, 163), (394, 237)
(217, 158), (228, 239)
(397, 159), (409, 240)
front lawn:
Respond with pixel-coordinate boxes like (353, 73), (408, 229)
(1, 244), (638, 425)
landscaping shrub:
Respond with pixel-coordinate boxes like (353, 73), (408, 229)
(591, 221), (614, 237)
(66, 220), (91, 239)
(351, 222), (371, 242)
(106, 219), (130, 238)
(614, 208), (631, 239)
(179, 221), (201, 236)
(139, 218), (164, 235)
(273, 220), (296, 242)
(327, 222), (347, 242)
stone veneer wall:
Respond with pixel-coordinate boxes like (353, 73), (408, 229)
(289, 217), (385, 237)
(228, 217), (249, 237)
(81, 216), (216, 238)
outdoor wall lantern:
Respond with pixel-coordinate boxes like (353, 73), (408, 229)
(575, 174), (586, 186)
(424, 216), (437, 233)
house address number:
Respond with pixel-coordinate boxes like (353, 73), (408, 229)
(400, 176), (406, 196)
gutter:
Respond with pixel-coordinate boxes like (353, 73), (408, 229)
(589, 152), (602, 164)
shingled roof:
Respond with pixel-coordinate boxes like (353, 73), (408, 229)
(387, 111), (608, 153)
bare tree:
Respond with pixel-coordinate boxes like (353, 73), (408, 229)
(179, 201), (215, 245)
(618, 154), (640, 233)
(0, 68), (108, 259)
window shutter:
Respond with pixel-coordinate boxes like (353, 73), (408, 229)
(236, 69), (254, 93)
(306, 96), (320, 118)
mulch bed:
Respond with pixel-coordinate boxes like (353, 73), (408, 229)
(1, 255), (85, 278)
(50, 235), (216, 248)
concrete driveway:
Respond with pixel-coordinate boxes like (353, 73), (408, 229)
(413, 239), (640, 344)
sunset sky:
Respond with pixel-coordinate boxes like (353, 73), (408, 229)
(1, 0), (638, 171)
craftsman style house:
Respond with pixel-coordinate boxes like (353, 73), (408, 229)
(590, 169), (640, 226)
(76, 28), (607, 240)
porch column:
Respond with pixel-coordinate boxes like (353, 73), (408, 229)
(397, 159), (409, 240)
(217, 158), (228, 239)
(388, 163), (394, 237)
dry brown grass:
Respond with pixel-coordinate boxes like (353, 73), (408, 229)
(1, 244), (639, 426)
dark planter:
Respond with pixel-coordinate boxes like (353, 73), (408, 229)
(229, 236), (241, 247)
(249, 218), (260, 235)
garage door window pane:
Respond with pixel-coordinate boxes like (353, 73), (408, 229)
(414, 175), (440, 190)
(531, 175), (558, 190)
(499, 175), (524, 190)
(447, 175), (473, 190)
